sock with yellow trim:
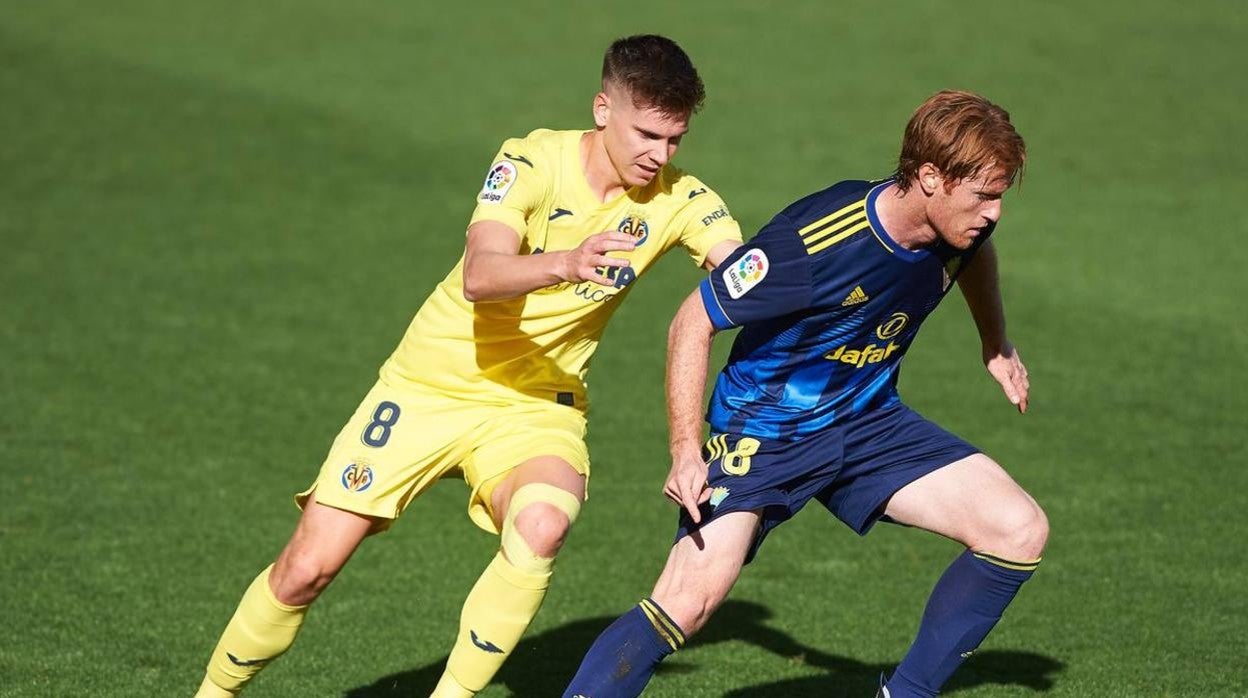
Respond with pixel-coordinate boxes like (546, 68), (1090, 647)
(433, 484), (581, 697)
(563, 597), (686, 698)
(886, 549), (1040, 698)
(196, 565), (308, 697)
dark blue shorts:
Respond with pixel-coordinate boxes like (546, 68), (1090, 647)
(676, 403), (979, 563)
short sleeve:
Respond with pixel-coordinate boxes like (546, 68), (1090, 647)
(467, 138), (548, 235)
(699, 216), (813, 331)
(677, 186), (743, 267)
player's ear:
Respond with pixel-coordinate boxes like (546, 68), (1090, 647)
(918, 163), (943, 196)
(592, 91), (610, 129)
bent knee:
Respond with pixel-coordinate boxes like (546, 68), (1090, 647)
(1023, 504), (1051, 557)
(512, 502), (573, 558)
(650, 534), (751, 635)
(271, 552), (340, 605)
(651, 578), (727, 635)
(977, 499), (1049, 561)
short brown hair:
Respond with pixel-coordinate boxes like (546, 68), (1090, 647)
(894, 90), (1025, 192)
(602, 35), (705, 117)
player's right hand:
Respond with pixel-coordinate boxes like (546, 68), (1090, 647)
(663, 453), (712, 524)
(558, 231), (635, 286)
(984, 340), (1029, 414)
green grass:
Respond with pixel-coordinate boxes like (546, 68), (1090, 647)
(2, 1), (1246, 695)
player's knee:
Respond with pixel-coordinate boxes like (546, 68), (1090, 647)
(1017, 502), (1050, 558)
(651, 562), (735, 636)
(513, 502), (572, 558)
(271, 552), (339, 606)
(651, 580), (724, 637)
(981, 498), (1048, 561)
(500, 483), (582, 571)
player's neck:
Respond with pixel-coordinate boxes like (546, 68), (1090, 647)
(874, 182), (939, 251)
(580, 130), (629, 202)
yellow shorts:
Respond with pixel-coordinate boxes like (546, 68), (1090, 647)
(296, 379), (590, 534)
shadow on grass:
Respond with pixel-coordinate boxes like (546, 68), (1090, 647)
(723, 648), (1063, 697)
(344, 600), (1062, 696)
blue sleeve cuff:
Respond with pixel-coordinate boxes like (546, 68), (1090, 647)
(699, 277), (734, 331)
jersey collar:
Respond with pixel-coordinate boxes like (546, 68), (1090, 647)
(567, 130), (639, 210)
(866, 180), (930, 263)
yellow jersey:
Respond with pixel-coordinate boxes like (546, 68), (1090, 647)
(380, 128), (741, 411)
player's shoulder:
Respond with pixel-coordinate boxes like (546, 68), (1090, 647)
(658, 164), (706, 194)
(644, 164), (724, 205)
(492, 128), (574, 170)
(779, 179), (877, 227)
(776, 179), (891, 258)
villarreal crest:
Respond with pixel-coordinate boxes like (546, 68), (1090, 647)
(340, 463), (374, 492)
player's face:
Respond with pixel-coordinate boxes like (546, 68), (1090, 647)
(595, 86), (689, 187)
(929, 168), (1011, 249)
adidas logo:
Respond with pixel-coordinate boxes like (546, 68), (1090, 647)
(841, 285), (869, 307)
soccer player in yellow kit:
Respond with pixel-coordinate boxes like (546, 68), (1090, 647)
(194, 35), (742, 697)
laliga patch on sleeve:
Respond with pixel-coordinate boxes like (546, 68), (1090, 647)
(722, 248), (769, 299)
(478, 160), (518, 203)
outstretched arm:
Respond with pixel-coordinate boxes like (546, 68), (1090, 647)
(957, 239), (1030, 413)
(461, 221), (636, 302)
(664, 290), (718, 522)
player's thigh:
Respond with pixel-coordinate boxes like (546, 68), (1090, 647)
(298, 381), (473, 524)
(883, 452), (1046, 556)
(490, 455), (587, 519)
(651, 510), (761, 634)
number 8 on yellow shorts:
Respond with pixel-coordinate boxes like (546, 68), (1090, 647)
(296, 379), (590, 534)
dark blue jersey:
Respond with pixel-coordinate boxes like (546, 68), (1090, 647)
(700, 179), (991, 440)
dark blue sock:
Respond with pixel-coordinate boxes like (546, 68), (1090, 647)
(563, 598), (685, 698)
(886, 550), (1039, 698)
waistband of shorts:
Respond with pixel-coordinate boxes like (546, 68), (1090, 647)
(377, 371), (589, 412)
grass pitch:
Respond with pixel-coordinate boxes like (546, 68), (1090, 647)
(2, 2), (1246, 696)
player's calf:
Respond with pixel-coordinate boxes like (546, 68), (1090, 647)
(563, 510), (759, 698)
(435, 482), (583, 697)
(195, 498), (375, 696)
(885, 549), (1042, 698)
(877, 456), (1049, 696)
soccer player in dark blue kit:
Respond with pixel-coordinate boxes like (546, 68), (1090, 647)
(563, 90), (1048, 698)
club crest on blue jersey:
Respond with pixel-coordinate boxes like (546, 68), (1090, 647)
(479, 160), (517, 203)
(618, 214), (649, 246)
(875, 312), (909, 340)
(340, 463), (374, 492)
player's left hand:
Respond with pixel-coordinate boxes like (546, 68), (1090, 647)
(663, 452), (712, 524)
(984, 340), (1029, 413)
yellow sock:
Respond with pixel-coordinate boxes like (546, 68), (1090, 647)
(195, 675), (235, 698)
(433, 483), (581, 696)
(197, 565), (308, 696)
(430, 669), (476, 698)
(433, 552), (549, 696)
